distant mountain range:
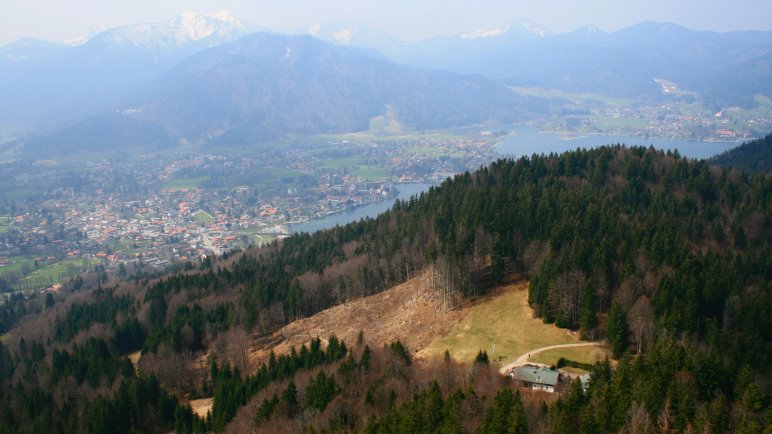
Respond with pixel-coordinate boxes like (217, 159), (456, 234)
(23, 33), (540, 156)
(317, 20), (772, 102)
(0, 11), (259, 133)
(3, 14), (771, 154)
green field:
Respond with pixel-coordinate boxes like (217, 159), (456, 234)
(508, 86), (635, 106)
(320, 157), (365, 169)
(0, 256), (34, 275)
(352, 167), (390, 180)
(529, 345), (610, 366)
(0, 188), (39, 201)
(7, 259), (96, 291)
(267, 168), (305, 180)
(12, 260), (88, 288)
(423, 284), (589, 365)
(193, 210), (214, 224)
(162, 176), (211, 190)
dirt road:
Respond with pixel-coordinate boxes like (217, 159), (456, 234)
(499, 342), (603, 374)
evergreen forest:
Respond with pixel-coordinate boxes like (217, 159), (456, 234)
(0, 140), (769, 433)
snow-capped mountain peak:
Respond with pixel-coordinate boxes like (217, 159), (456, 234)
(303, 21), (403, 55)
(459, 25), (511, 40)
(517, 18), (550, 37)
(307, 22), (367, 44)
(173, 11), (219, 42)
(170, 10), (253, 44)
(84, 11), (259, 52)
(458, 19), (551, 40)
(204, 10), (240, 24)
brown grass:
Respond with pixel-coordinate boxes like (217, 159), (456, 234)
(128, 351), (142, 370)
(248, 271), (464, 367)
(190, 398), (213, 418)
(247, 275), (602, 373)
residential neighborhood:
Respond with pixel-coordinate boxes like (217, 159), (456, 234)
(0, 135), (498, 292)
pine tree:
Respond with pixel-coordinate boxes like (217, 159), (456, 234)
(607, 302), (628, 358)
(359, 345), (372, 370)
(282, 381), (298, 417)
(474, 350), (490, 364)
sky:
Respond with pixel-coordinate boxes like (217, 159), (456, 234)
(2, 0), (772, 46)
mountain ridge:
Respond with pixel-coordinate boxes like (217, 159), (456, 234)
(0, 11), (259, 134)
(3, 16), (771, 142)
(23, 32), (537, 155)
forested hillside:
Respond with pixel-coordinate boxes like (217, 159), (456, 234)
(0, 145), (769, 433)
(711, 131), (772, 173)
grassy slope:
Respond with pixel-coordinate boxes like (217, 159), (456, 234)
(245, 276), (609, 371)
(421, 282), (609, 365)
(193, 211), (214, 224)
(529, 345), (610, 366)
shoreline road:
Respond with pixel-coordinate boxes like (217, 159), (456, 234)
(499, 342), (603, 375)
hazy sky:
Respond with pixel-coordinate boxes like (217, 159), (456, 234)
(2, 0), (772, 46)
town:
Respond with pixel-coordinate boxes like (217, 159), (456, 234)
(0, 134), (497, 296)
(513, 85), (772, 141)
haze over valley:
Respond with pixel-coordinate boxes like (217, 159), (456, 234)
(0, 3), (770, 434)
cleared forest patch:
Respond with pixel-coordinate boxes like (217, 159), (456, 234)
(248, 277), (605, 372)
(249, 271), (465, 367)
(419, 282), (594, 365)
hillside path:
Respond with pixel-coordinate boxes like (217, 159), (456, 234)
(499, 342), (603, 375)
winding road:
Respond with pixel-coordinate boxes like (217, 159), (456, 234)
(499, 342), (603, 375)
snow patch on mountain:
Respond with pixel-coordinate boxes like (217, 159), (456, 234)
(458, 19), (550, 40)
(66, 25), (110, 46)
(460, 25), (510, 40)
(303, 21), (402, 54)
(331, 29), (354, 44)
(518, 19), (549, 37)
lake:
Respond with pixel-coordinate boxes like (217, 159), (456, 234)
(496, 128), (739, 160)
(289, 183), (433, 234)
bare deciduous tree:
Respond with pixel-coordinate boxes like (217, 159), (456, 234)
(628, 295), (654, 354)
(140, 345), (196, 393)
(625, 401), (652, 434)
(548, 270), (585, 327)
